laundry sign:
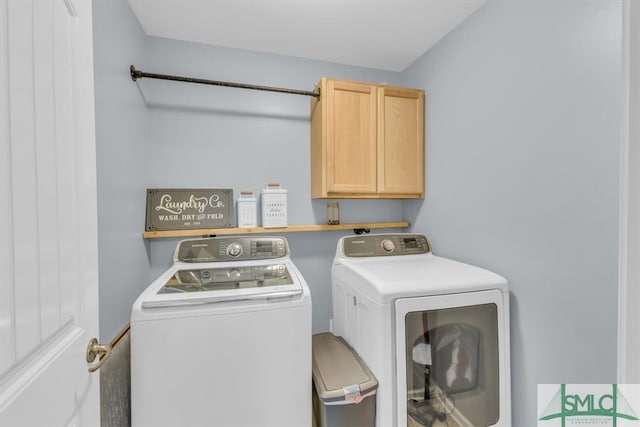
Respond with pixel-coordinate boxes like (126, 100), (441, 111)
(145, 188), (233, 231)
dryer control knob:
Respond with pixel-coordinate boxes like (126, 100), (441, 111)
(381, 239), (396, 253)
(227, 243), (243, 257)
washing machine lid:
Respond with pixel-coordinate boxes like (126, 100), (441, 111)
(333, 254), (507, 303)
(142, 261), (303, 308)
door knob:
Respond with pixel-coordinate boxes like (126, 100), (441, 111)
(86, 337), (112, 373)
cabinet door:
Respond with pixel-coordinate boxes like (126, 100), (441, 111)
(326, 79), (377, 194)
(378, 87), (425, 196)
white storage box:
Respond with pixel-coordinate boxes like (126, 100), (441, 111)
(261, 183), (287, 228)
(237, 191), (257, 227)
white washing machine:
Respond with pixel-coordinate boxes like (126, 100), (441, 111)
(131, 236), (312, 427)
(332, 233), (510, 427)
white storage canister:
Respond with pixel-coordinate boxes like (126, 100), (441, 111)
(237, 191), (257, 227)
(261, 183), (287, 228)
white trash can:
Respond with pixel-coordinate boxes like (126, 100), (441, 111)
(312, 333), (378, 427)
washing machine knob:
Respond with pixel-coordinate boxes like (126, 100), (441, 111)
(227, 243), (243, 257)
(381, 239), (396, 253)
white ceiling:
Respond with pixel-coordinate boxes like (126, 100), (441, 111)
(127, 0), (486, 72)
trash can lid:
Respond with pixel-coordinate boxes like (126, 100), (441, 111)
(312, 332), (378, 404)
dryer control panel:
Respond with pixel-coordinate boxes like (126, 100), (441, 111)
(341, 233), (431, 257)
(174, 236), (288, 263)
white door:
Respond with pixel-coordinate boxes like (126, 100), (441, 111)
(0, 0), (100, 426)
(618, 0), (640, 384)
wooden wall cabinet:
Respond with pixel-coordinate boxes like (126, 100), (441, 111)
(311, 77), (425, 199)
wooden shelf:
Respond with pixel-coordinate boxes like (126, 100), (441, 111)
(142, 221), (409, 239)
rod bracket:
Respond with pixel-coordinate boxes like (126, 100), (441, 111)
(353, 228), (371, 235)
(130, 65), (141, 81)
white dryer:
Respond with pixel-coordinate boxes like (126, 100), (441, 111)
(332, 233), (510, 427)
(131, 236), (312, 427)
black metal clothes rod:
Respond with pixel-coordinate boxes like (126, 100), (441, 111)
(130, 65), (320, 98)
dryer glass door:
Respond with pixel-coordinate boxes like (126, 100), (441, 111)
(395, 289), (509, 427)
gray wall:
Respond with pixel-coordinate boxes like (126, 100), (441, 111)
(402, 0), (622, 424)
(140, 37), (405, 333)
(93, 0), (623, 425)
(93, 0), (406, 339)
(93, 0), (150, 339)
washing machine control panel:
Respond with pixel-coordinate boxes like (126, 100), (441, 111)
(174, 236), (288, 262)
(168, 264), (291, 289)
(342, 234), (431, 257)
